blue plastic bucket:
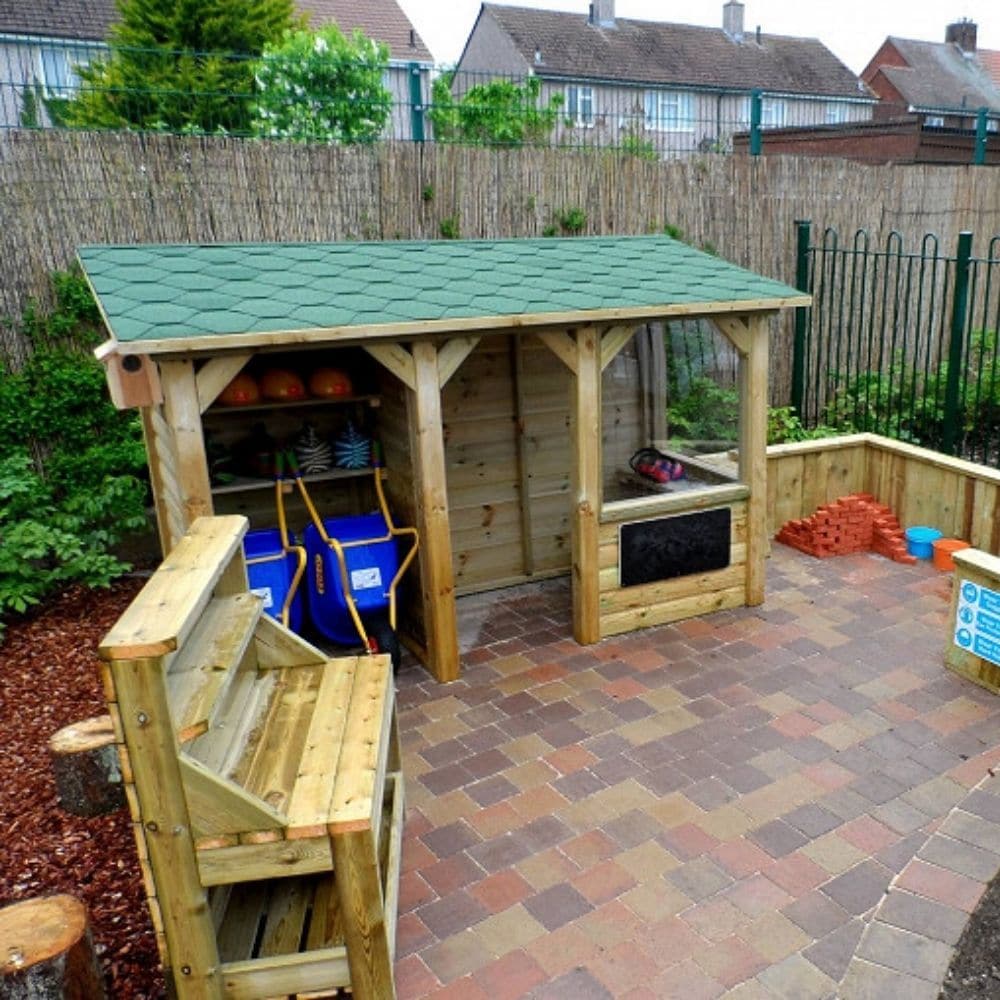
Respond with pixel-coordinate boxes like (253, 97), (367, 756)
(304, 512), (400, 645)
(905, 525), (942, 559)
(244, 529), (304, 632)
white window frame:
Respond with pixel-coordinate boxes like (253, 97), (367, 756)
(38, 46), (81, 98)
(643, 89), (694, 132)
(566, 84), (595, 127)
(760, 97), (787, 128)
(986, 118), (999, 133)
(925, 114), (945, 127)
(825, 101), (851, 125)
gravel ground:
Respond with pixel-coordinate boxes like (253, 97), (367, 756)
(0, 578), (165, 998)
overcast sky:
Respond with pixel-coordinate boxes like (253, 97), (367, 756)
(397, 0), (1000, 74)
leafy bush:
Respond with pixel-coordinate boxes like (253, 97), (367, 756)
(429, 74), (563, 147)
(822, 330), (1000, 459)
(0, 270), (149, 635)
(252, 25), (391, 143)
(667, 376), (739, 442)
(767, 406), (838, 445)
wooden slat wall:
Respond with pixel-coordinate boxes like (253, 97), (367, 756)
(766, 436), (869, 536)
(767, 434), (1000, 554)
(598, 501), (748, 638)
(865, 438), (1000, 553)
(443, 336), (524, 593)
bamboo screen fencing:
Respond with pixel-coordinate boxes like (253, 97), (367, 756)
(3, 130), (1000, 401)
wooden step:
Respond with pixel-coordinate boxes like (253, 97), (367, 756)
(99, 515), (248, 661)
(167, 593), (263, 743)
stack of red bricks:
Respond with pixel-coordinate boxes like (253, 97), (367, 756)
(776, 493), (917, 564)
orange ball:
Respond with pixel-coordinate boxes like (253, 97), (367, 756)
(218, 372), (260, 406)
(259, 368), (306, 401)
(309, 368), (354, 398)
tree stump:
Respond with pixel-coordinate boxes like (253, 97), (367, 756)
(0, 895), (105, 999)
(48, 717), (123, 817)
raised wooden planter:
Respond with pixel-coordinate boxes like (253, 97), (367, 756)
(98, 516), (403, 999)
(946, 548), (1000, 695)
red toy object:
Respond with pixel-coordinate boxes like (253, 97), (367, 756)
(629, 447), (686, 484)
(218, 372), (261, 406)
(259, 368), (306, 401)
(308, 367), (353, 398)
(776, 493), (917, 564)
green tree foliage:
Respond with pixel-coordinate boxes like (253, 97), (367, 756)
(62, 0), (295, 133)
(251, 25), (391, 143)
(429, 74), (563, 147)
(0, 271), (149, 635)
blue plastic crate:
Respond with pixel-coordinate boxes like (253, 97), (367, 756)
(244, 528), (304, 633)
(304, 512), (399, 645)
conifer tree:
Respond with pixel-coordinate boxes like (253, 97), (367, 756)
(64, 0), (296, 133)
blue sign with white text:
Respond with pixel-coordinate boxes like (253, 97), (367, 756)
(955, 581), (1000, 668)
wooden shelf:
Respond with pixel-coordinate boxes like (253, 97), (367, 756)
(211, 467), (378, 496)
(204, 394), (380, 417)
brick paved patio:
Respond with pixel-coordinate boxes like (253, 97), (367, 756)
(393, 544), (1000, 999)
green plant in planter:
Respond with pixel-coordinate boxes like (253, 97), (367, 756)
(667, 376), (739, 442)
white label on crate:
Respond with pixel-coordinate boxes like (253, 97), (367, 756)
(351, 567), (383, 591)
(954, 581), (1000, 668)
(251, 586), (274, 609)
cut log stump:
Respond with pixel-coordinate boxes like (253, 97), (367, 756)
(48, 716), (123, 817)
(0, 895), (105, 999)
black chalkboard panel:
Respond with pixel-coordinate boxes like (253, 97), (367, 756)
(620, 507), (731, 587)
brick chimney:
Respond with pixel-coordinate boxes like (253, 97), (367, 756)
(945, 18), (977, 53)
(723, 1), (745, 42)
(590, 0), (615, 27)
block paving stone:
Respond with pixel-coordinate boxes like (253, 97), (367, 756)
(394, 548), (1000, 997)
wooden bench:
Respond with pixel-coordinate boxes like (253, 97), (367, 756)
(98, 516), (403, 999)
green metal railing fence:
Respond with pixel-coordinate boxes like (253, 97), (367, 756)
(0, 37), (878, 158)
(792, 222), (1000, 466)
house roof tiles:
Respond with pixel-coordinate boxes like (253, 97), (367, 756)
(876, 37), (1000, 112)
(0, 0), (433, 62)
(78, 236), (806, 351)
(297, 0), (433, 63)
(0, 0), (116, 42)
(476, 4), (865, 99)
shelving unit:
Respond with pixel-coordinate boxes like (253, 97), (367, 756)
(210, 466), (378, 496)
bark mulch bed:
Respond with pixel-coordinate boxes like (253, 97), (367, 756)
(940, 868), (1000, 998)
(0, 578), (166, 998)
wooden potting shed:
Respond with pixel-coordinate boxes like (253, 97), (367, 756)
(82, 235), (808, 683)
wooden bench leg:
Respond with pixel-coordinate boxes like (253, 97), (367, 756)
(330, 829), (395, 1000)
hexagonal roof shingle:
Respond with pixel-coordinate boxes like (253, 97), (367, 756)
(78, 235), (807, 354)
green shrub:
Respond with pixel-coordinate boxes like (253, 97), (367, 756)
(0, 270), (149, 636)
(667, 376), (739, 441)
(767, 406), (838, 445)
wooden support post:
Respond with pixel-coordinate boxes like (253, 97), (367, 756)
(330, 829), (395, 1000)
(571, 327), (602, 644)
(49, 716), (124, 818)
(740, 315), (769, 606)
(195, 353), (253, 412)
(409, 342), (459, 682)
(0, 895), (105, 999)
(159, 360), (213, 533)
(110, 657), (221, 996)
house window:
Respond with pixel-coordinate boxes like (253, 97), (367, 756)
(825, 102), (850, 124)
(39, 46), (79, 97)
(925, 115), (945, 127)
(643, 90), (694, 131)
(987, 119), (999, 133)
(566, 85), (595, 126)
(760, 97), (786, 128)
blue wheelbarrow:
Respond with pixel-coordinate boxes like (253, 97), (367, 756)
(243, 453), (306, 632)
(286, 453), (419, 669)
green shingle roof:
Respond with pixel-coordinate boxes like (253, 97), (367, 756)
(78, 236), (806, 351)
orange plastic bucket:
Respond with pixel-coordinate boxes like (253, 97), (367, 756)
(932, 538), (970, 571)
